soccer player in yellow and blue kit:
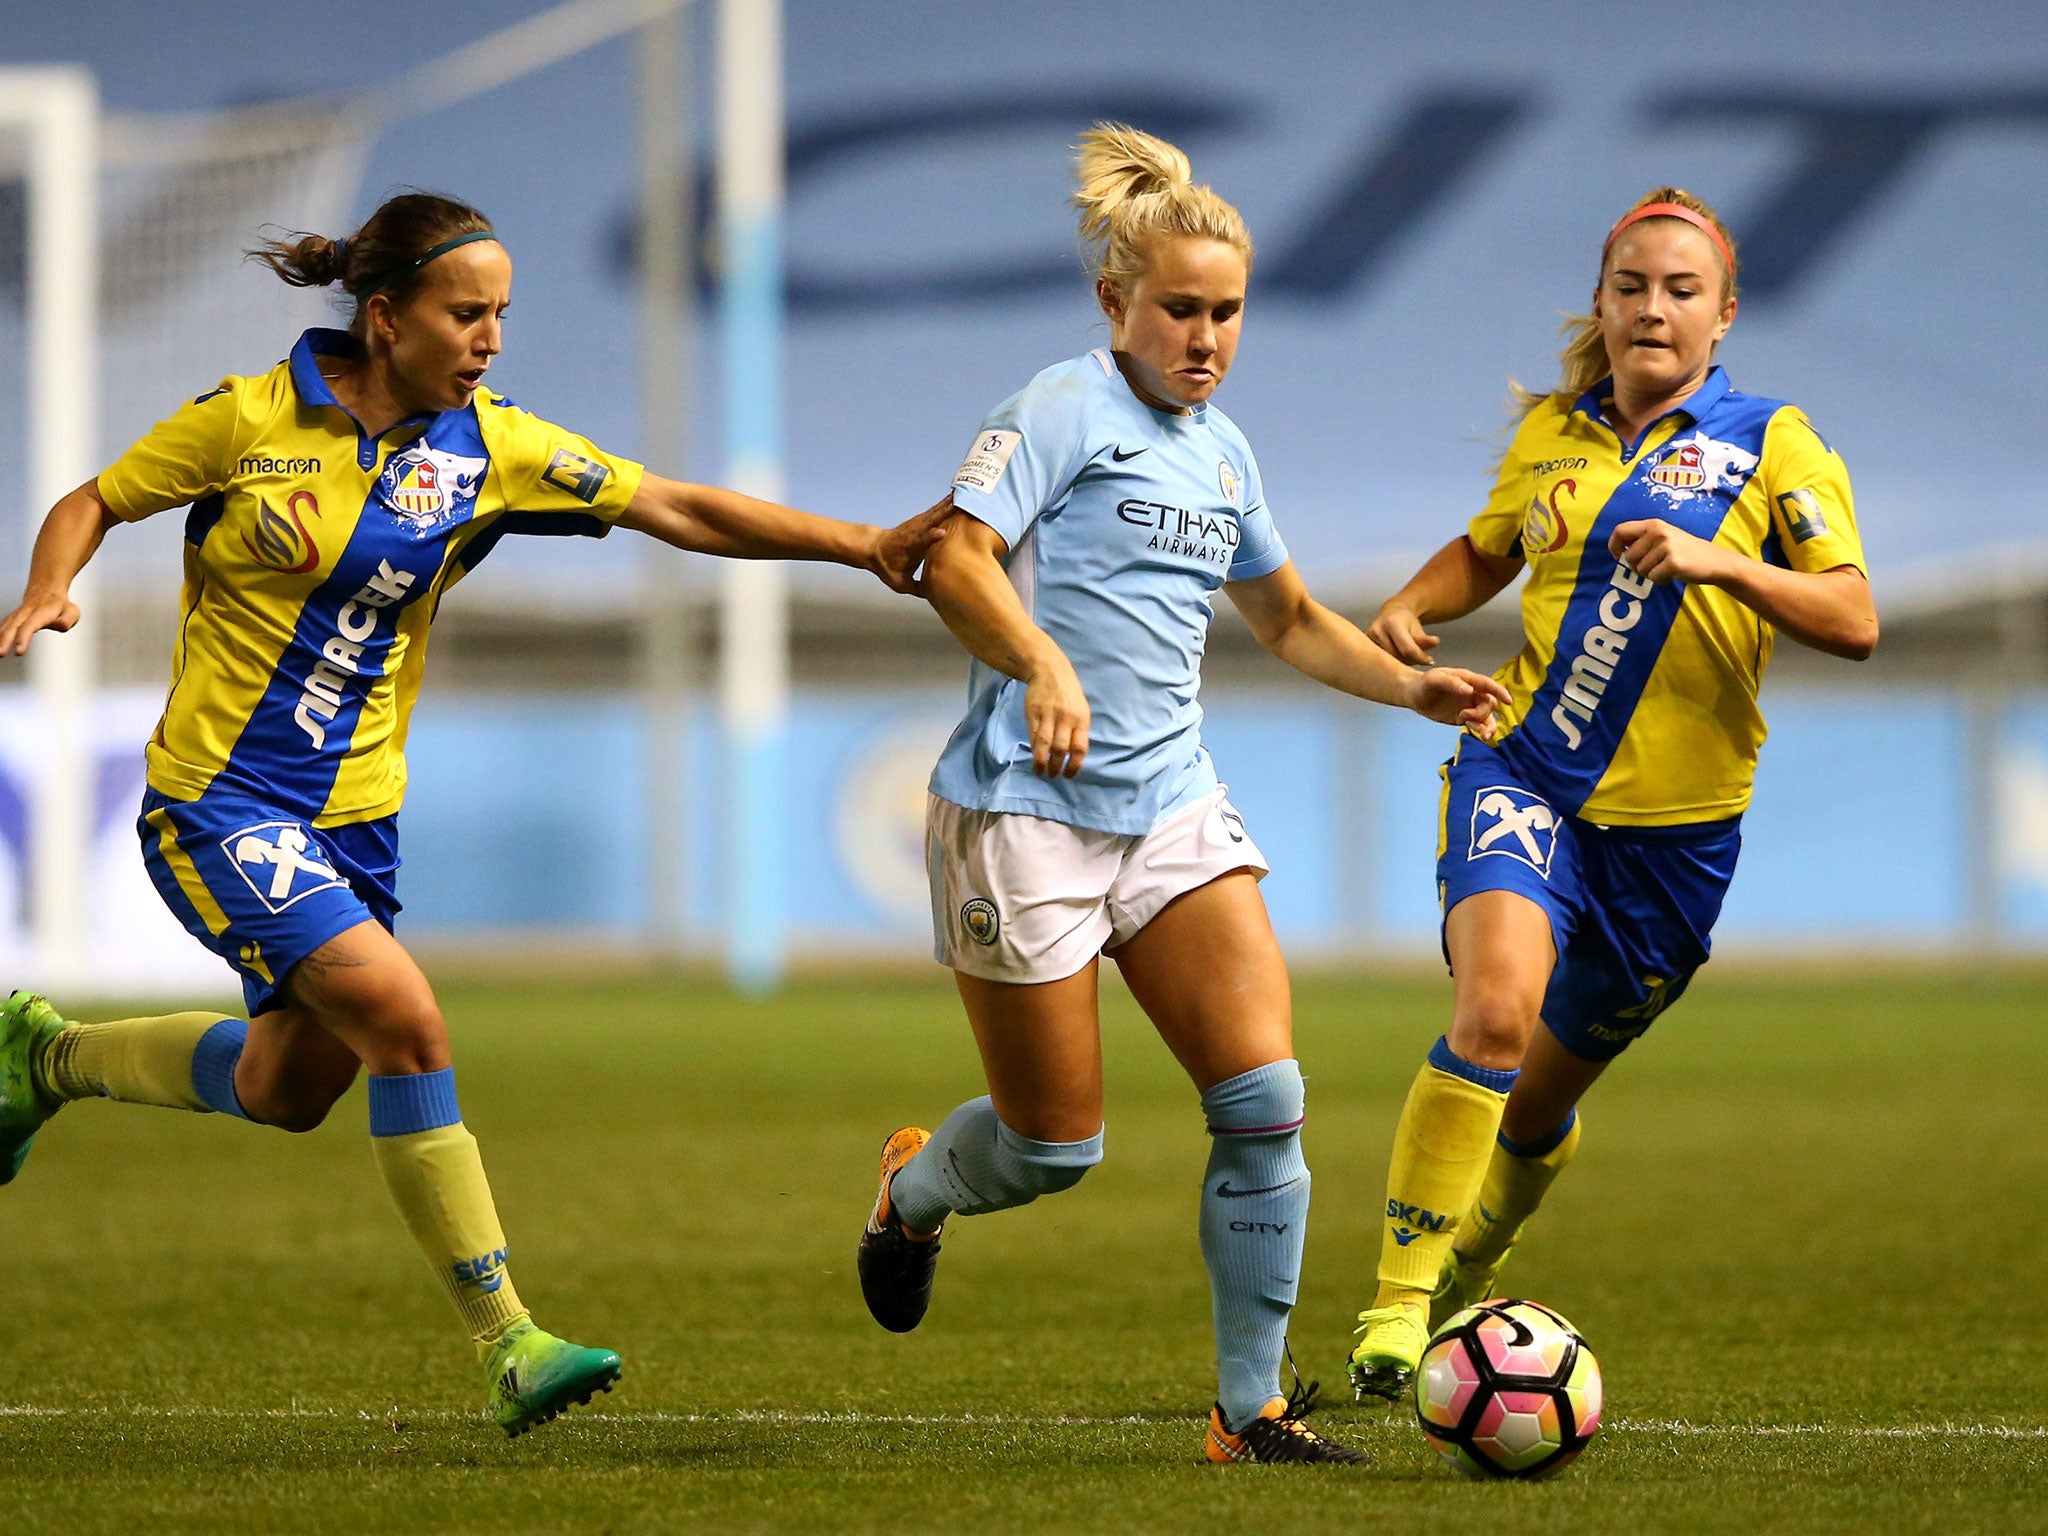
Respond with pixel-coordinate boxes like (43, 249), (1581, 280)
(0, 192), (943, 1435)
(1345, 188), (1880, 1401)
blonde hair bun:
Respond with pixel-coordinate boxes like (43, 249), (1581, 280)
(1073, 123), (1193, 243)
(1071, 121), (1251, 296)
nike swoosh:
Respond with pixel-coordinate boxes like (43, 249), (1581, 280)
(1111, 445), (1147, 462)
(1216, 1179), (1299, 1199)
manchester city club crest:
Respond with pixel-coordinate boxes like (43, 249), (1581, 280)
(376, 446), (488, 535)
(1217, 459), (1239, 505)
(961, 897), (1000, 946)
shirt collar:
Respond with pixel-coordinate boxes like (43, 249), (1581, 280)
(1573, 363), (1731, 431)
(290, 326), (447, 469)
(288, 327), (360, 408)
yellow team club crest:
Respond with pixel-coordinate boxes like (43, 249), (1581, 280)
(388, 458), (445, 517)
(1217, 459), (1239, 506)
(1647, 441), (1706, 492)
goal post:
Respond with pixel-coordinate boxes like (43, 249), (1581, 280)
(717, 0), (790, 993)
(0, 66), (98, 993)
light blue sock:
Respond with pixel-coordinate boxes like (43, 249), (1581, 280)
(888, 1094), (1103, 1233)
(1200, 1059), (1310, 1430)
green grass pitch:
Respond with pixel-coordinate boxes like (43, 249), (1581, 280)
(3, 965), (2046, 1534)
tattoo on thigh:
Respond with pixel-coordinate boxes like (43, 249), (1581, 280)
(282, 944), (369, 1006)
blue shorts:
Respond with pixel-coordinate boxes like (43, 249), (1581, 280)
(137, 788), (402, 1016)
(1436, 739), (1741, 1062)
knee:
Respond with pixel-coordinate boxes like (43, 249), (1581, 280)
(354, 982), (448, 1075)
(1449, 985), (1541, 1070)
(247, 1077), (350, 1133)
(264, 1098), (336, 1134)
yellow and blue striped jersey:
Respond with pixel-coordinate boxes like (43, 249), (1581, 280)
(98, 328), (644, 827)
(1469, 367), (1865, 826)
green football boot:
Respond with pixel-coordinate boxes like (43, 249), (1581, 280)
(0, 992), (70, 1185)
(1347, 1304), (1430, 1404)
(485, 1320), (622, 1437)
(1430, 1243), (1513, 1333)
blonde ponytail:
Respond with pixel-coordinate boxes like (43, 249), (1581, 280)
(1511, 186), (1739, 421)
(1072, 122), (1252, 298)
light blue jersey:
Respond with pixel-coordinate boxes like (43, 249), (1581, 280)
(929, 350), (1289, 836)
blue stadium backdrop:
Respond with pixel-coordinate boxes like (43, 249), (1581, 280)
(1, 1), (2043, 985)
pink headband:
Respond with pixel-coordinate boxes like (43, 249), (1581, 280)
(1603, 202), (1734, 277)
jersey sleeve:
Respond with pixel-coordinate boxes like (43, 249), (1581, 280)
(1759, 406), (1865, 574)
(1227, 445), (1289, 581)
(946, 369), (1092, 550)
(1468, 407), (1548, 559)
(97, 380), (245, 521)
(481, 397), (645, 534)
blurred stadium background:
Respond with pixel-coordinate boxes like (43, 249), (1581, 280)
(1, 0), (2045, 996)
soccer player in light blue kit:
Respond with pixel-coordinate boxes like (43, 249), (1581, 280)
(856, 124), (1510, 1465)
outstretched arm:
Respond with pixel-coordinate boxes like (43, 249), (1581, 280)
(1364, 535), (1525, 664)
(617, 475), (950, 595)
(923, 510), (1091, 778)
(1608, 519), (1878, 660)
(0, 479), (121, 656)
(1227, 560), (1510, 736)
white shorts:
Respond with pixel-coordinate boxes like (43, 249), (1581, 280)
(927, 788), (1269, 984)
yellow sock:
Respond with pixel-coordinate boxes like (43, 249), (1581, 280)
(367, 1071), (530, 1350)
(39, 1012), (236, 1112)
(1373, 1038), (1517, 1311)
(1458, 1110), (1583, 1268)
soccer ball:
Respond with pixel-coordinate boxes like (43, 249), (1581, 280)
(1414, 1298), (1603, 1479)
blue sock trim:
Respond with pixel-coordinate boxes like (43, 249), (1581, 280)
(1428, 1035), (1519, 1095)
(1498, 1107), (1577, 1159)
(189, 1019), (251, 1120)
(368, 1068), (461, 1137)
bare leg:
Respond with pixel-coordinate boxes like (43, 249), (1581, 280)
(1111, 871), (1291, 1089)
(1501, 1026), (1608, 1145)
(1443, 890), (1557, 1071)
(953, 961), (1102, 1142)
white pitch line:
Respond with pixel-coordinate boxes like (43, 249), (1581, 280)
(3, 1406), (2045, 1438)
